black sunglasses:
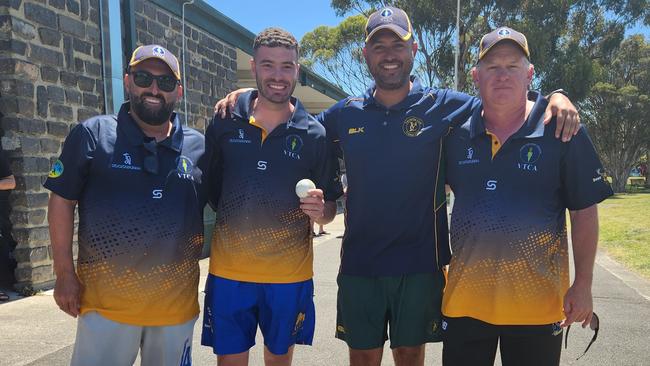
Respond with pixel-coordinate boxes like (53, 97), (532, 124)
(565, 312), (599, 360)
(130, 70), (179, 92)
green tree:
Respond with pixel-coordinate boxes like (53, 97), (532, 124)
(301, 0), (649, 96)
(301, 15), (371, 93)
(581, 35), (650, 193)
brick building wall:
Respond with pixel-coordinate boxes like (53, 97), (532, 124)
(0, 0), (105, 291)
(0, 0), (237, 291)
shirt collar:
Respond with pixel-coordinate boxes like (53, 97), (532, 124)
(362, 76), (426, 110)
(117, 102), (184, 152)
(232, 90), (311, 131)
(469, 91), (548, 140)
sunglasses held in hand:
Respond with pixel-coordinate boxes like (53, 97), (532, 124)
(130, 70), (179, 92)
(565, 312), (599, 360)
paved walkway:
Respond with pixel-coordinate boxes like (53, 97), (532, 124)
(1, 214), (649, 365)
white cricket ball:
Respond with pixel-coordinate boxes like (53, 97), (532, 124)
(295, 179), (316, 198)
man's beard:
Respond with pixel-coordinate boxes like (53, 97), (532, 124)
(130, 93), (175, 126)
(368, 58), (413, 91)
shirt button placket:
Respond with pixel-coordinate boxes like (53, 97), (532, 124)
(383, 110), (389, 126)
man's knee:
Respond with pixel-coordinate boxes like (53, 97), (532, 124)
(217, 351), (249, 366)
(349, 347), (383, 366)
(263, 345), (294, 366)
(392, 345), (425, 366)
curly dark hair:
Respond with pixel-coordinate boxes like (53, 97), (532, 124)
(253, 27), (299, 57)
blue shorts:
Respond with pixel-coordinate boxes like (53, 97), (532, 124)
(201, 274), (315, 355)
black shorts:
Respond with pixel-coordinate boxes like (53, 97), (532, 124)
(442, 316), (563, 366)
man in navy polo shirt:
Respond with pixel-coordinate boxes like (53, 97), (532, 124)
(441, 27), (613, 366)
(214, 8), (580, 366)
(44, 45), (205, 366)
(200, 28), (341, 366)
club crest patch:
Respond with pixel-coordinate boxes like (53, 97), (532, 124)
(402, 117), (424, 137)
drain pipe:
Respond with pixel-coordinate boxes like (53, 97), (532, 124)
(98, 0), (109, 114)
(182, 0), (195, 126)
(98, 0), (125, 115)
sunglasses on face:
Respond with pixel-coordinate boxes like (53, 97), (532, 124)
(130, 70), (179, 92)
(565, 312), (600, 360)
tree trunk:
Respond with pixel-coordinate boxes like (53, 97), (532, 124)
(611, 170), (628, 193)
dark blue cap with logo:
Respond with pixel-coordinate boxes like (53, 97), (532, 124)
(365, 6), (413, 42)
(478, 27), (530, 61)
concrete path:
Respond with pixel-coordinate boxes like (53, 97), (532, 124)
(1, 214), (649, 365)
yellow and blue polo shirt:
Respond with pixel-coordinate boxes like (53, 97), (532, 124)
(202, 91), (342, 283)
(442, 91), (613, 325)
(319, 77), (479, 276)
(44, 102), (206, 326)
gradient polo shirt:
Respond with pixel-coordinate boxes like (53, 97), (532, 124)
(319, 77), (478, 276)
(44, 102), (206, 326)
(203, 90), (342, 283)
(442, 91), (613, 325)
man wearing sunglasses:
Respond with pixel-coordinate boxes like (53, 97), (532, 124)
(441, 27), (613, 366)
(44, 45), (205, 366)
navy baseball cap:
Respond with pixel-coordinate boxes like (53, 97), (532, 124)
(365, 6), (412, 42)
(128, 44), (181, 80)
(478, 27), (530, 61)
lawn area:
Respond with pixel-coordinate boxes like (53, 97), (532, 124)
(596, 190), (650, 279)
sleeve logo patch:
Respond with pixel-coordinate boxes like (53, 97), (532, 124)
(48, 160), (64, 178)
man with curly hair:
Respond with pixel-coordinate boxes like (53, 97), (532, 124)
(200, 28), (341, 366)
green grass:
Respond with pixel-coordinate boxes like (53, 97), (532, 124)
(597, 192), (650, 279)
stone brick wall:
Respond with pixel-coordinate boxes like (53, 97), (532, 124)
(133, 0), (237, 131)
(0, 0), (104, 291)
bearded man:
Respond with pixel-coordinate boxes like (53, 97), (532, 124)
(44, 45), (205, 366)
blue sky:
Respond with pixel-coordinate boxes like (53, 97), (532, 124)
(205, 1), (346, 41)
(207, 1), (648, 42)
(627, 20), (650, 38)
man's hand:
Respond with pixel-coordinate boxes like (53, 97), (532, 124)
(561, 281), (593, 328)
(300, 189), (325, 222)
(54, 271), (82, 318)
(543, 93), (580, 142)
(214, 88), (254, 118)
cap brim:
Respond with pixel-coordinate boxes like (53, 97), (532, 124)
(365, 24), (412, 43)
(479, 39), (530, 61)
(129, 57), (181, 80)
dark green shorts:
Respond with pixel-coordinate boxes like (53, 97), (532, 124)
(335, 271), (446, 349)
